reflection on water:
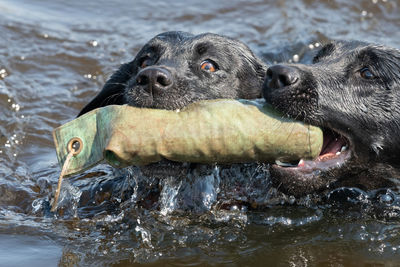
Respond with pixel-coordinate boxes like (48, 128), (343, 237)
(0, 234), (62, 266)
(0, 0), (400, 265)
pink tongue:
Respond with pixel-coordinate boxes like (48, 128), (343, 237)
(321, 134), (347, 155)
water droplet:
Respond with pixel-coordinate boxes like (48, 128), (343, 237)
(230, 205), (239, 211)
(379, 193), (394, 205)
(90, 40), (98, 47)
(11, 103), (20, 111)
(0, 68), (8, 79)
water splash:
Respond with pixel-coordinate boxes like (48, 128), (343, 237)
(159, 177), (182, 216)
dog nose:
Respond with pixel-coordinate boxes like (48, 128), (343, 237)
(136, 67), (173, 95)
(265, 65), (299, 89)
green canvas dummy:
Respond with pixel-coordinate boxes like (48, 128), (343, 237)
(53, 99), (323, 176)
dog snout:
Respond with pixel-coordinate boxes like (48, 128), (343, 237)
(136, 67), (173, 95)
(265, 65), (299, 90)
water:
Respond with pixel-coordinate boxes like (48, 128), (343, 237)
(1, 0), (400, 265)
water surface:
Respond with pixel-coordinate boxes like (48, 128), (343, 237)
(1, 0), (400, 266)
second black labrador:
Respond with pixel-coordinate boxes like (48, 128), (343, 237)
(263, 40), (400, 196)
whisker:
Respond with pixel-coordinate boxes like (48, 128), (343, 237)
(101, 92), (124, 106)
(104, 82), (128, 87)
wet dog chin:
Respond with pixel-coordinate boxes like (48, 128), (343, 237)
(125, 90), (191, 111)
(125, 91), (154, 108)
(139, 160), (191, 179)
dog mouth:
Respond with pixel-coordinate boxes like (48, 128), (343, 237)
(273, 128), (352, 175)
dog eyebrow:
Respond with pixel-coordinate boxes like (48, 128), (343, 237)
(356, 47), (378, 61)
(194, 42), (210, 55)
(313, 43), (335, 63)
(146, 42), (163, 52)
(140, 43), (166, 60)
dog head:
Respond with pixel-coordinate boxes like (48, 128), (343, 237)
(78, 31), (266, 115)
(263, 40), (400, 195)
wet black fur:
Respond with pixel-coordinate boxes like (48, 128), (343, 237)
(263, 40), (400, 196)
(78, 31), (266, 115)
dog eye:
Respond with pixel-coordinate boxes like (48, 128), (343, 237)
(139, 56), (151, 68)
(200, 60), (218, 72)
(360, 67), (374, 79)
(141, 61), (148, 68)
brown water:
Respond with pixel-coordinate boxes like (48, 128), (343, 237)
(1, 0), (400, 266)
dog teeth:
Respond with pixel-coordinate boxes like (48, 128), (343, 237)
(336, 151), (341, 156)
(298, 159), (305, 167)
(275, 160), (298, 167)
(340, 145), (348, 152)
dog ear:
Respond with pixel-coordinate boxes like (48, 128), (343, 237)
(77, 62), (136, 117)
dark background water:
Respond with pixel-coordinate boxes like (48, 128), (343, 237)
(1, 0), (400, 266)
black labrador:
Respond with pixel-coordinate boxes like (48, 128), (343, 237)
(263, 40), (400, 196)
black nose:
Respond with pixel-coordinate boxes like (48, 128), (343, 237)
(136, 67), (173, 95)
(265, 65), (299, 89)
